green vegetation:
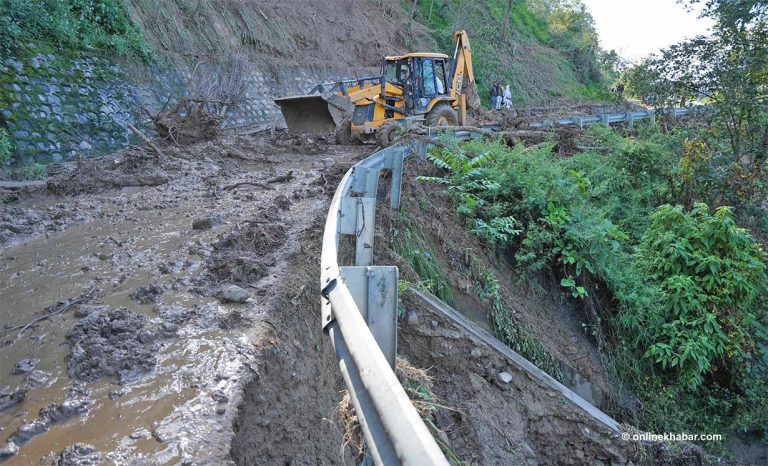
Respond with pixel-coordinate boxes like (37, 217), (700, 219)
(476, 267), (562, 378)
(421, 124), (768, 446)
(405, 0), (618, 104)
(0, 0), (152, 59)
(0, 128), (11, 165)
(393, 207), (454, 304)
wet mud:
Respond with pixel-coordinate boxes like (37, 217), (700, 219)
(0, 131), (367, 464)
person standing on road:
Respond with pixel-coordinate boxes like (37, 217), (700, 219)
(494, 82), (503, 110)
(490, 81), (499, 109)
(502, 84), (513, 109)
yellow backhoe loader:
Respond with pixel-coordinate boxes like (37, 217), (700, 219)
(275, 30), (475, 147)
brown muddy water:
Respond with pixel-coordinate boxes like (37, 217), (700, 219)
(0, 134), (364, 464)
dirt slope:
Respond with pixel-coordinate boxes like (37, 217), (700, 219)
(125, 0), (437, 67)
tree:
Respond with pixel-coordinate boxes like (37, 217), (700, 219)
(625, 2), (768, 164)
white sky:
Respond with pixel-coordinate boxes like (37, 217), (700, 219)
(581, 0), (715, 62)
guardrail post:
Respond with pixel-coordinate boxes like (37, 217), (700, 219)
(601, 113), (609, 128)
(627, 112), (634, 129)
(650, 110), (656, 126)
(576, 116), (584, 130)
(340, 266), (398, 368)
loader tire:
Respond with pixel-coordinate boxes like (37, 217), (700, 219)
(376, 121), (403, 148)
(425, 103), (458, 127)
(335, 120), (357, 145)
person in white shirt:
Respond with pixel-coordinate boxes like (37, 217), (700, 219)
(503, 85), (513, 109)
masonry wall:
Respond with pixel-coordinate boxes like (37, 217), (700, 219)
(0, 47), (374, 163)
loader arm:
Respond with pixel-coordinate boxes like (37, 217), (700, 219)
(449, 30), (475, 125)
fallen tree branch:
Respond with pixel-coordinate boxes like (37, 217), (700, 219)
(2, 288), (96, 338)
(266, 170), (294, 183)
(223, 181), (272, 191)
(127, 124), (165, 157)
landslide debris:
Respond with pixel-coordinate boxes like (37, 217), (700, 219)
(65, 307), (173, 383)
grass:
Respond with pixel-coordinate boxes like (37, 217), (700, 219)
(392, 207), (454, 305)
(0, 0), (152, 60)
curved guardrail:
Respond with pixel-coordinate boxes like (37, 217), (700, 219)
(319, 104), (715, 462)
(320, 133), (478, 465)
(320, 140), (447, 465)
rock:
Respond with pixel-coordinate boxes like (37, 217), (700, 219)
(470, 348), (483, 359)
(211, 390), (229, 404)
(0, 442), (18, 459)
(430, 320), (438, 328)
(497, 371), (513, 384)
(74, 305), (106, 318)
(129, 428), (152, 440)
(12, 358), (38, 375)
(52, 443), (101, 465)
(220, 285), (250, 304)
(192, 217), (214, 230)
(404, 309), (419, 327)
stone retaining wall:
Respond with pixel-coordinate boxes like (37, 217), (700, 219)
(0, 48), (374, 163)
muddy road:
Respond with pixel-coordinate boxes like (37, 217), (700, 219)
(0, 132), (368, 464)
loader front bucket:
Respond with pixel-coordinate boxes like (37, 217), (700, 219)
(274, 93), (352, 134)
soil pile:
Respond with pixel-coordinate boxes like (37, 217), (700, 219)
(65, 307), (171, 383)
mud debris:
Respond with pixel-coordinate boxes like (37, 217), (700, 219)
(2, 399), (92, 458)
(0, 389), (26, 412)
(48, 443), (101, 466)
(11, 359), (37, 375)
(65, 307), (164, 383)
(129, 284), (164, 304)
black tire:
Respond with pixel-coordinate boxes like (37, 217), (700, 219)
(376, 121), (403, 148)
(425, 102), (458, 127)
(335, 120), (357, 145)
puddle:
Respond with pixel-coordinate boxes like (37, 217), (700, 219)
(0, 190), (248, 463)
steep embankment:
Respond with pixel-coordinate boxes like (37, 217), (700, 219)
(124, 0), (436, 67)
(124, 0), (595, 103)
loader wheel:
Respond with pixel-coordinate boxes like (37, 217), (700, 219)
(335, 120), (357, 145)
(376, 121), (403, 148)
(425, 103), (458, 127)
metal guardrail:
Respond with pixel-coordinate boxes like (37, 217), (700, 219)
(528, 105), (712, 129)
(320, 130), (482, 465)
(320, 140), (446, 465)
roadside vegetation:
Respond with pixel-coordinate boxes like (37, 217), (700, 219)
(421, 121), (767, 448)
(416, 0), (768, 449)
(0, 0), (152, 60)
(403, 0), (623, 104)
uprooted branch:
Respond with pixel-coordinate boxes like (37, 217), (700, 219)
(151, 53), (251, 146)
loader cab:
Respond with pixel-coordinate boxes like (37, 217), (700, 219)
(382, 53), (451, 115)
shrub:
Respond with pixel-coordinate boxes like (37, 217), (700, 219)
(0, 0), (152, 60)
(631, 203), (767, 389)
(422, 129), (768, 443)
